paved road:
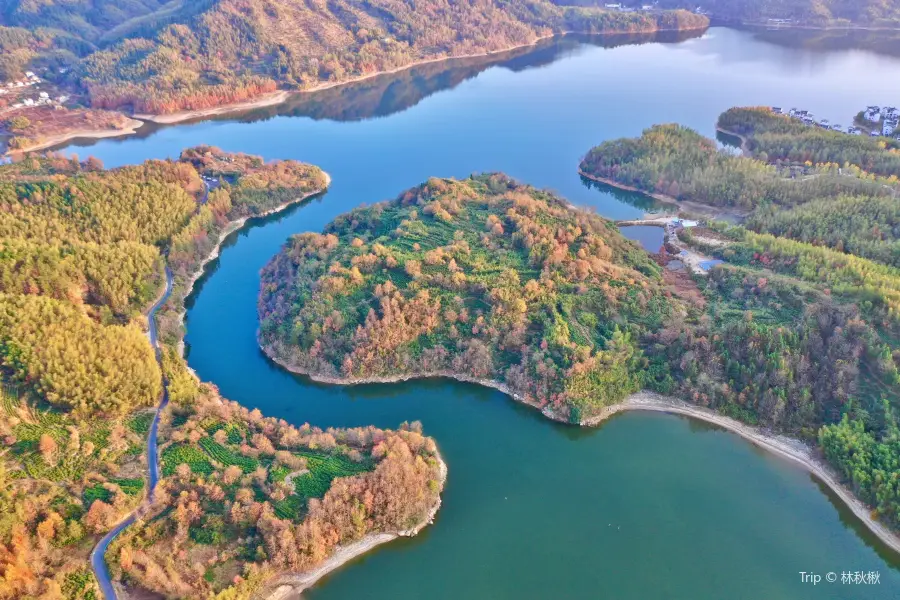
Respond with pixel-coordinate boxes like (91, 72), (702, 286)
(89, 264), (173, 599)
(89, 178), (217, 597)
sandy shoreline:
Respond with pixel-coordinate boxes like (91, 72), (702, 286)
(579, 168), (680, 207)
(2, 117), (144, 156)
(256, 451), (448, 600)
(591, 392), (900, 555)
(134, 92), (292, 124)
(259, 343), (900, 557)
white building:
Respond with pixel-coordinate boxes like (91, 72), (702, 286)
(884, 122), (896, 136)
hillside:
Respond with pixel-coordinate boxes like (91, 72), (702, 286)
(578, 110), (900, 531)
(258, 173), (677, 423)
(0, 149), (439, 600)
(2, 0), (707, 115)
(553, 0), (900, 27)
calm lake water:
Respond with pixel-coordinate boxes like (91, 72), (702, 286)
(60, 27), (900, 599)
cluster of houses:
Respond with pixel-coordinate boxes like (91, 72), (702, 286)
(0, 70), (70, 114)
(0, 71), (41, 96)
(602, 2), (667, 11)
(863, 105), (899, 137)
(772, 106), (900, 140)
(6, 92), (70, 111)
(774, 107), (848, 132)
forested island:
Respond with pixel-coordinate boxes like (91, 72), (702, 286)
(0, 0), (707, 141)
(579, 108), (900, 536)
(0, 147), (444, 600)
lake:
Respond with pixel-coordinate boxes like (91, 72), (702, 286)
(59, 26), (900, 599)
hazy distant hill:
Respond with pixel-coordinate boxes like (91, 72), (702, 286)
(553, 0), (900, 26)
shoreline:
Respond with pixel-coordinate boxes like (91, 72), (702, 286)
(259, 340), (560, 420)
(134, 33), (560, 125)
(256, 451), (448, 600)
(134, 91), (292, 124)
(579, 168), (749, 221)
(258, 343), (900, 557)
(2, 117), (144, 156)
(578, 168), (681, 206)
(96, 24), (708, 129)
(587, 392), (900, 556)
(715, 125), (750, 155)
(6, 24), (714, 155)
(173, 172), (331, 360)
(725, 19), (900, 32)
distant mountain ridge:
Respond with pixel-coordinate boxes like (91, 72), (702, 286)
(552, 0), (900, 27)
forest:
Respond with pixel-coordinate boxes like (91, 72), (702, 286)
(580, 118), (900, 268)
(0, 148), (356, 600)
(718, 107), (900, 178)
(579, 123), (898, 210)
(583, 109), (900, 531)
(258, 173), (675, 423)
(554, 0), (900, 26)
(3, 0), (707, 114)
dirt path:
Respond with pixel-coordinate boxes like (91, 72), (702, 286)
(282, 469), (309, 489)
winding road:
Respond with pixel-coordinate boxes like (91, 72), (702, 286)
(88, 266), (172, 599)
(89, 178), (216, 598)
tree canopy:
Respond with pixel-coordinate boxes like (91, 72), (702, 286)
(260, 173), (673, 422)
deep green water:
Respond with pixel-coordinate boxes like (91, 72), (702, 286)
(63, 27), (900, 599)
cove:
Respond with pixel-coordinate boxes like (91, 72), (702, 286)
(59, 27), (900, 599)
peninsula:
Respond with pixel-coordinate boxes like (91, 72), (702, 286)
(579, 109), (900, 541)
(0, 147), (445, 600)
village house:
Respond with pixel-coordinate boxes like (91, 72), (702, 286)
(864, 106), (881, 122)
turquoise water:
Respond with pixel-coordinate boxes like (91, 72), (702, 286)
(63, 27), (900, 599)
